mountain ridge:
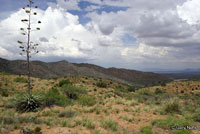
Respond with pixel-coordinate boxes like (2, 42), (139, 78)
(0, 57), (173, 87)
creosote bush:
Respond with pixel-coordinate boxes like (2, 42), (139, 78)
(44, 87), (72, 107)
(16, 93), (42, 113)
(164, 100), (181, 114)
(62, 84), (87, 100)
(127, 86), (136, 92)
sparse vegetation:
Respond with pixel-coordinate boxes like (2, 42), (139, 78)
(78, 95), (96, 106)
(14, 77), (28, 83)
(0, 73), (200, 133)
(58, 109), (76, 118)
(102, 119), (118, 131)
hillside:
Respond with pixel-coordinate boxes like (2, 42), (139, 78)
(0, 73), (200, 134)
(0, 58), (173, 87)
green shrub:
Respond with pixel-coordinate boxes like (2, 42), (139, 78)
(34, 126), (41, 133)
(58, 79), (72, 87)
(173, 130), (191, 134)
(16, 93), (43, 113)
(164, 100), (181, 114)
(192, 113), (200, 122)
(102, 119), (118, 131)
(161, 83), (166, 87)
(138, 89), (153, 96)
(140, 126), (153, 134)
(96, 82), (107, 88)
(14, 77), (28, 83)
(44, 87), (72, 107)
(78, 95), (96, 106)
(0, 88), (8, 97)
(127, 87), (136, 92)
(58, 110), (76, 118)
(20, 127), (34, 134)
(155, 88), (163, 94)
(62, 84), (87, 100)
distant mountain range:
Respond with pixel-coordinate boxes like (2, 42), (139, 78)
(0, 57), (173, 87)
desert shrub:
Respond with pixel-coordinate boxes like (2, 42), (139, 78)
(62, 84), (87, 99)
(173, 130), (191, 134)
(140, 126), (153, 134)
(152, 117), (192, 129)
(155, 88), (163, 94)
(20, 127), (34, 134)
(82, 118), (96, 129)
(102, 119), (118, 131)
(164, 100), (181, 114)
(192, 113), (200, 122)
(16, 115), (42, 124)
(14, 77), (28, 83)
(44, 87), (72, 107)
(58, 79), (72, 87)
(138, 89), (153, 96)
(127, 87), (136, 92)
(58, 110), (76, 118)
(161, 83), (166, 87)
(34, 126), (42, 134)
(96, 82), (107, 88)
(0, 88), (8, 97)
(78, 95), (96, 106)
(16, 93), (43, 113)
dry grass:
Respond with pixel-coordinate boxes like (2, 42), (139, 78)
(0, 73), (200, 134)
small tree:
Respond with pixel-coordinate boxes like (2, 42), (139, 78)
(18, 0), (41, 96)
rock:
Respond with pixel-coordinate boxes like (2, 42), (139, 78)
(0, 128), (9, 134)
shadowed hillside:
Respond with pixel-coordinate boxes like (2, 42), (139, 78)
(0, 58), (173, 87)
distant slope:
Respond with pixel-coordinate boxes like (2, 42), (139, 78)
(0, 57), (173, 87)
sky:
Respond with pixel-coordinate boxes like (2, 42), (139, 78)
(0, 0), (200, 71)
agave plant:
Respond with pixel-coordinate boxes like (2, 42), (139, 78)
(16, 93), (43, 113)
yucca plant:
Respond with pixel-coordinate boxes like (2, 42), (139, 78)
(16, 93), (43, 113)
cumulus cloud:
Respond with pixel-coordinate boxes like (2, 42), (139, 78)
(48, 0), (81, 10)
(1, 0), (200, 70)
(177, 0), (200, 25)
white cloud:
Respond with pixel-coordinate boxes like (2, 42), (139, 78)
(84, 5), (101, 11)
(177, 0), (200, 25)
(48, 0), (81, 10)
(1, 0), (200, 70)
